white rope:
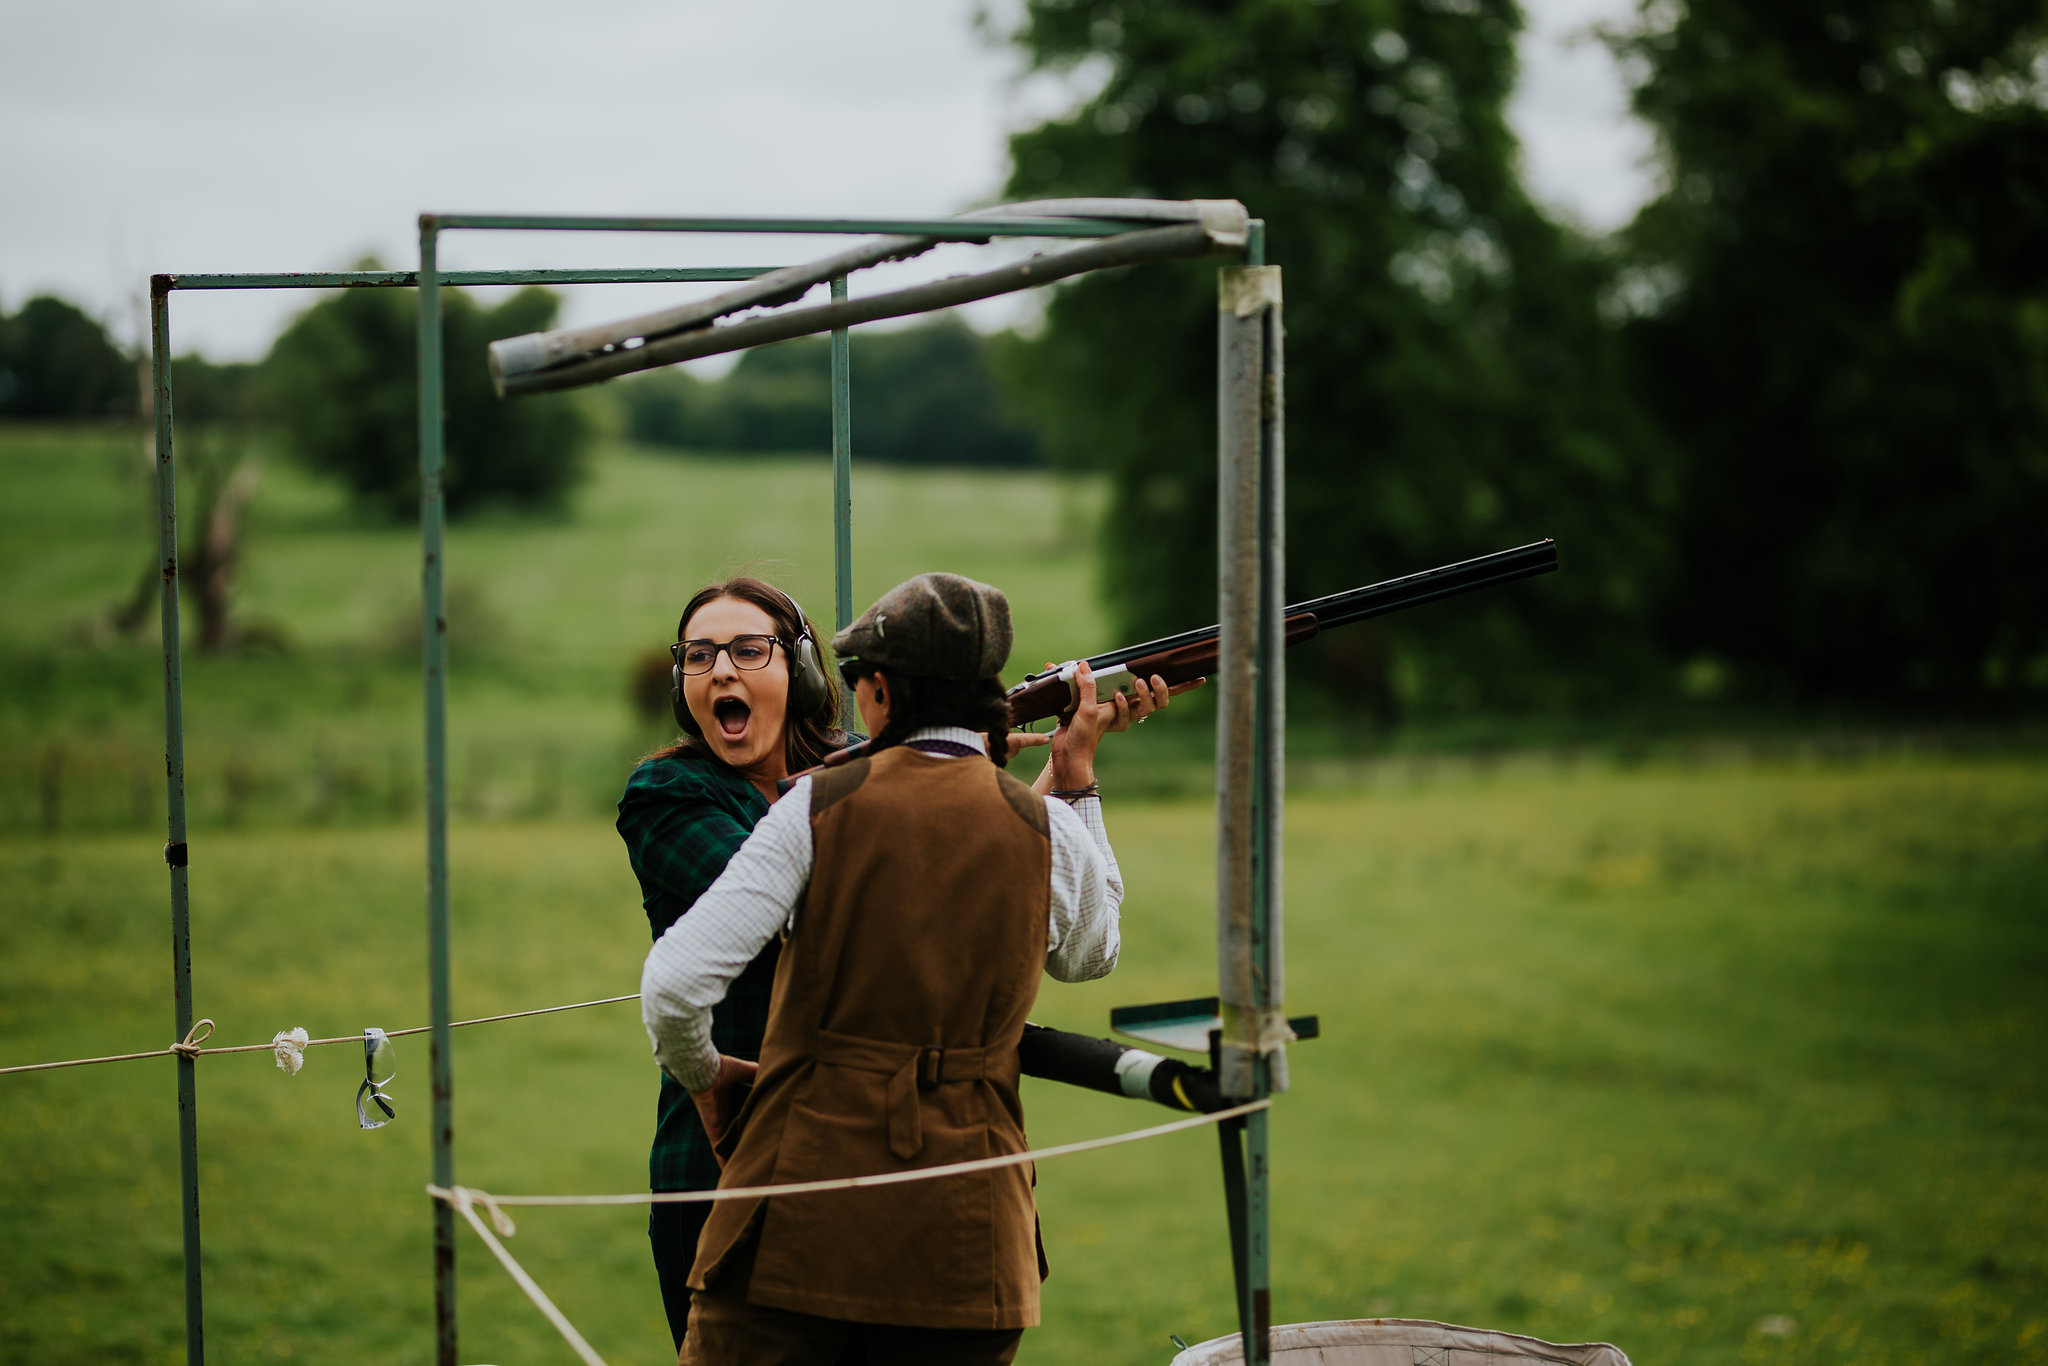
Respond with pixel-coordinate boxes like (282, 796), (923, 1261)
(429, 1097), (1270, 1364)
(0, 994), (641, 1076)
(430, 1098), (1271, 1230)
(445, 1186), (609, 1366)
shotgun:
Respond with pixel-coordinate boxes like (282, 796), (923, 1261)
(776, 538), (1557, 794)
(1001, 537), (1559, 727)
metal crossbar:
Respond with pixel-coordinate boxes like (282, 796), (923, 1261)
(158, 268), (779, 291)
(423, 212), (1155, 237)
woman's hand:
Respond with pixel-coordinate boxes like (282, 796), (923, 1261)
(1030, 663), (1191, 795)
(689, 1053), (759, 1160)
(1095, 671), (1189, 734)
(1006, 730), (1053, 762)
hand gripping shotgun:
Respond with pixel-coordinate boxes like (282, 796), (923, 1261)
(776, 538), (1558, 796)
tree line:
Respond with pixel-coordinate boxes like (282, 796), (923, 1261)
(3, 283), (1042, 495)
(995, 0), (2048, 717)
(8, 0), (2043, 715)
(619, 317), (1042, 468)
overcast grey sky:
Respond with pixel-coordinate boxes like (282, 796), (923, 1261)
(0, 0), (1652, 360)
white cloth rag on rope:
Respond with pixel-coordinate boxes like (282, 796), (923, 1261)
(271, 1028), (310, 1075)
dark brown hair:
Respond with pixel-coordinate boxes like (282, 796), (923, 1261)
(852, 665), (1011, 768)
(645, 576), (848, 773)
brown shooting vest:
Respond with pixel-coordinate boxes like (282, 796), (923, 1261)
(689, 746), (1055, 1330)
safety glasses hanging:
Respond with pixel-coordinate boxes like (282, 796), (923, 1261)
(356, 1027), (396, 1130)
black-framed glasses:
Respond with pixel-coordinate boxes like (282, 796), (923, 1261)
(357, 1028), (396, 1130)
(672, 635), (780, 675)
(837, 658), (875, 688)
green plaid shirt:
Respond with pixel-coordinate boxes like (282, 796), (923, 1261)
(617, 752), (780, 1194)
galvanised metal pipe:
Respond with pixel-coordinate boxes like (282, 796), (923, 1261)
(152, 276), (205, 1366)
(1215, 266), (1268, 1102)
(1216, 261), (1261, 1364)
(157, 268), (780, 291)
(830, 277), (853, 641)
(1250, 223), (1287, 1100)
(416, 219), (459, 1366)
(1249, 234), (1285, 1366)
(1216, 244), (1284, 1366)
(500, 222), (1227, 396)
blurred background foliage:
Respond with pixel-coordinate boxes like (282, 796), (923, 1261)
(0, 294), (136, 419)
(3, 0), (2046, 723)
(1613, 0), (2048, 705)
(619, 316), (1043, 468)
(263, 265), (592, 520)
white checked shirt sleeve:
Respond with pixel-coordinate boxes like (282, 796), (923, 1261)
(640, 747), (1127, 1088)
(640, 777), (816, 1091)
(1044, 794), (1122, 981)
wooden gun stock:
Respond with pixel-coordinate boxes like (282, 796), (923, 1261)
(1001, 613), (1320, 728)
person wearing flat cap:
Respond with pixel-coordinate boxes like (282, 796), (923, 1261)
(641, 572), (1168, 1365)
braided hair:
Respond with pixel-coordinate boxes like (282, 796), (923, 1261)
(861, 668), (1011, 768)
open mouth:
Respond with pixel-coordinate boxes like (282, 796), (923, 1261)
(712, 697), (751, 740)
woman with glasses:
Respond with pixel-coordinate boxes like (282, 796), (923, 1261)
(619, 574), (1176, 1351)
(644, 572), (1171, 1364)
(617, 576), (850, 1348)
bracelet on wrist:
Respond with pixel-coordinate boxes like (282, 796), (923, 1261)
(1049, 782), (1100, 801)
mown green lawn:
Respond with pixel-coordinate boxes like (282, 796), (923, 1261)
(3, 758), (2043, 1365)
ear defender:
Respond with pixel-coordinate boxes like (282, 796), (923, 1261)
(777, 589), (832, 720)
(669, 588), (833, 737)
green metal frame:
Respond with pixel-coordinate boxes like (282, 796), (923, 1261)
(148, 262), (781, 1366)
(146, 207), (1282, 1366)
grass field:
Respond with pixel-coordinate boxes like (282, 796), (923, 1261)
(3, 424), (2045, 1364)
(3, 760), (2043, 1365)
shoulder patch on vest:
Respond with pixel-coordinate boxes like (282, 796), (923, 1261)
(993, 767), (1051, 837)
(809, 757), (872, 818)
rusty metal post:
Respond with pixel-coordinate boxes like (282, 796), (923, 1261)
(416, 217), (458, 1366)
(152, 276), (205, 1366)
(1216, 234), (1284, 1366)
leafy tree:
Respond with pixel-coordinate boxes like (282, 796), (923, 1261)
(265, 270), (590, 519)
(620, 366), (722, 449)
(1613, 0), (2048, 705)
(0, 295), (135, 419)
(997, 0), (1671, 718)
(619, 317), (1042, 467)
(171, 355), (263, 427)
(856, 319), (1041, 466)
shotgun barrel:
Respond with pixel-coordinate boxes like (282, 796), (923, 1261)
(776, 539), (1558, 792)
(1060, 538), (1557, 678)
(999, 538), (1558, 726)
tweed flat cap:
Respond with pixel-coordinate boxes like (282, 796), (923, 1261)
(831, 573), (1013, 681)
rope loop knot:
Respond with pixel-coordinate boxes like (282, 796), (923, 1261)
(169, 1019), (216, 1059)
